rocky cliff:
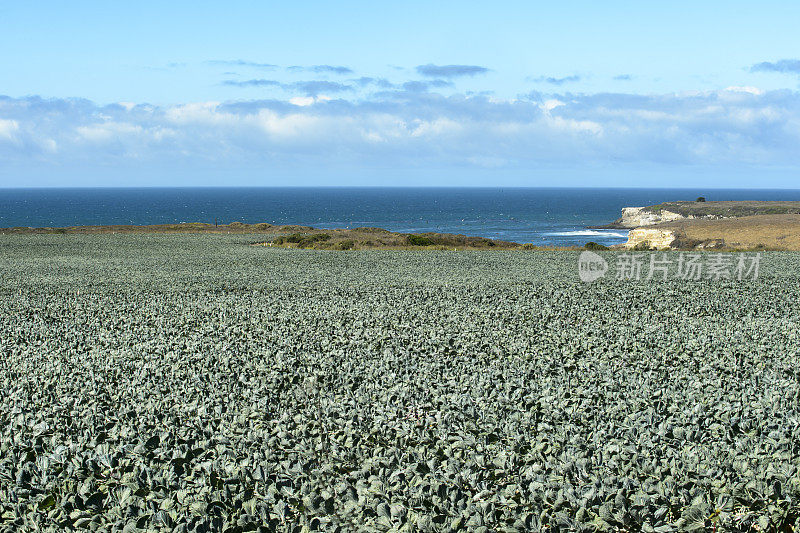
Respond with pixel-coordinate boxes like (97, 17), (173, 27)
(623, 228), (677, 250)
(608, 201), (800, 250)
(609, 201), (800, 228)
(613, 207), (689, 228)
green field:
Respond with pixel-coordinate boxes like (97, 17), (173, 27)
(2, 235), (799, 531)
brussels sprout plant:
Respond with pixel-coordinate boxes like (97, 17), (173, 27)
(1, 235), (799, 531)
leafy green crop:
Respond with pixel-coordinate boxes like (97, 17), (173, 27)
(1, 234), (799, 531)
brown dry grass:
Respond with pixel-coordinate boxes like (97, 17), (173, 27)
(0, 221), (313, 235)
(0, 222), (549, 250)
(658, 214), (800, 250)
(644, 200), (800, 218)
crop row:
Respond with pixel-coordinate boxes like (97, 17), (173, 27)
(1, 235), (799, 531)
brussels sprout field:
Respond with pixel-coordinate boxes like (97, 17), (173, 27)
(1, 235), (800, 532)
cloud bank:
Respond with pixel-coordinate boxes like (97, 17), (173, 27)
(529, 75), (581, 85)
(287, 65), (353, 75)
(416, 64), (489, 78)
(222, 79), (281, 87)
(750, 59), (800, 74)
(222, 77), (456, 95)
(222, 79), (352, 95)
(206, 60), (278, 69)
(1, 88), (799, 179)
(400, 80), (454, 92)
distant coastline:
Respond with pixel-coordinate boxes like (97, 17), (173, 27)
(605, 201), (800, 251)
(4, 187), (800, 247)
(5, 199), (800, 251)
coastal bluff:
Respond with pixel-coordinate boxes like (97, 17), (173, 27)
(610, 200), (800, 229)
(606, 200), (800, 229)
(614, 207), (686, 228)
(610, 201), (800, 251)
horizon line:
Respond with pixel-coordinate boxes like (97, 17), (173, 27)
(4, 185), (800, 191)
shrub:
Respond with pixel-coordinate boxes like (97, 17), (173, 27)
(407, 234), (434, 246)
(281, 233), (331, 247)
(670, 237), (702, 250)
(633, 241), (652, 251)
(696, 196), (706, 202)
(337, 239), (355, 250)
(584, 242), (609, 251)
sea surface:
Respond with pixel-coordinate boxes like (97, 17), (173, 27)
(2, 187), (800, 246)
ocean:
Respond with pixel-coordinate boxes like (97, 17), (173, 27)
(2, 187), (800, 246)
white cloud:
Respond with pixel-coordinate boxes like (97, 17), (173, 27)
(410, 118), (462, 137)
(548, 116), (603, 135)
(725, 86), (764, 95)
(76, 122), (145, 142)
(288, 95), (333, 107)
(0, 118), (19, 142)
(164, 102), (223, 124)
(541, 99), (565, 112)
(1, 89), (800, 171)
(255, 110), (336, 141)
(289, 96), (315, 107)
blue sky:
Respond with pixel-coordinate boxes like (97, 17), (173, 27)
(2, 1), (800, 187)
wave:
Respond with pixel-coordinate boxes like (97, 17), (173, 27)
(545, 230), (629, 238)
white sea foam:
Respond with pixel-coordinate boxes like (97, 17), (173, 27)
(545, 230), (628, 238)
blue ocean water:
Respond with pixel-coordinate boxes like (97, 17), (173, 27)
(2, 187), (800, 246)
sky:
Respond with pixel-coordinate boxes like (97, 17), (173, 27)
(1, 1), (800, 187)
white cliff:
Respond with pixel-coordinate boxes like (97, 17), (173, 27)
(623, 228), (677, 250)
(616, 207), (688, 228)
